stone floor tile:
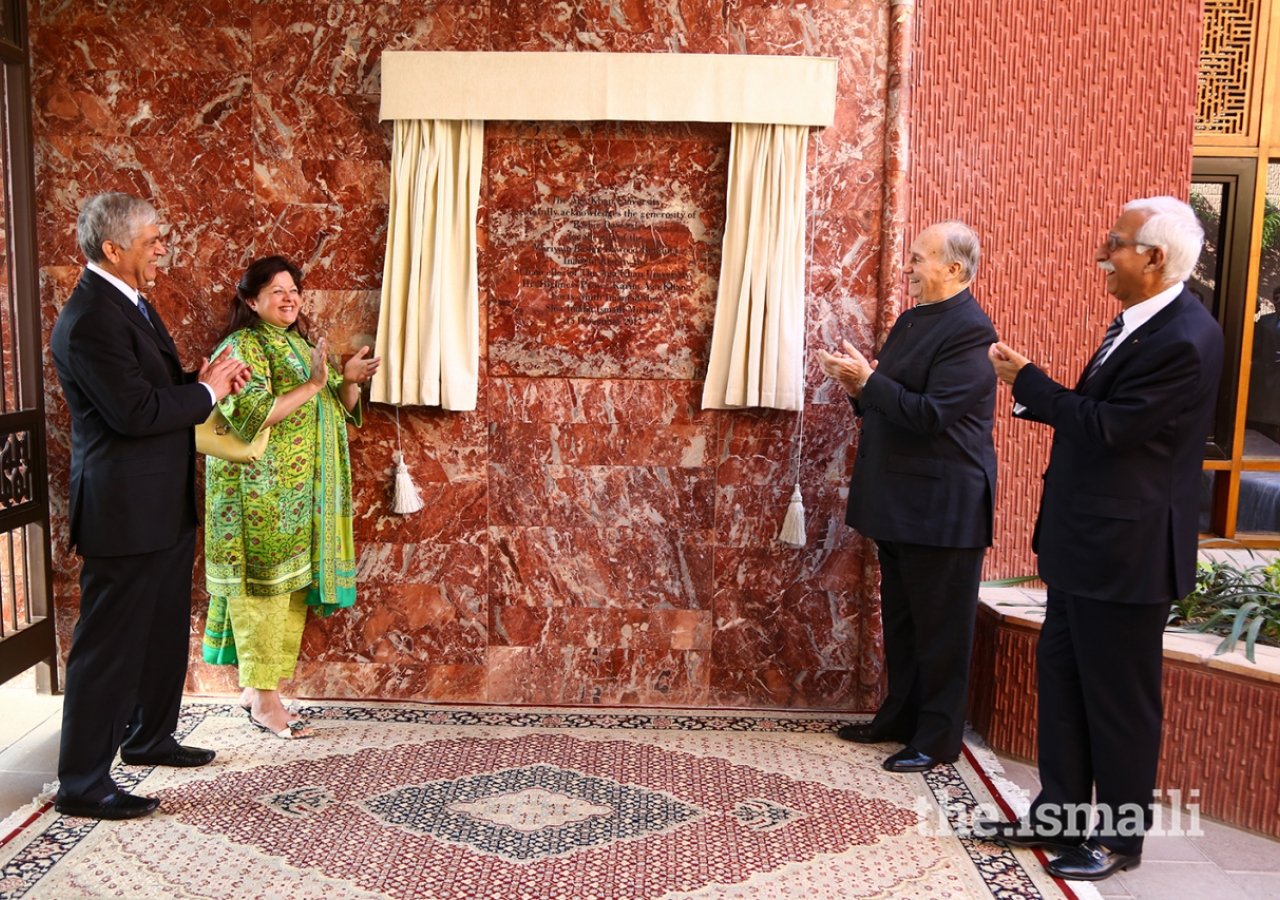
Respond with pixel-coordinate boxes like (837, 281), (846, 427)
(0, 689), (61, 747)
(1228, 872), (1280, 900)
(0, 712), (61, 775)
(992, 752), (1042, 799)
(1095, 868), (1137, 898)
(1116, 859), (1244, 900)
(0, 769), (55, 822)
(1141, 833), (1213, 862)
(1190, 818), (1280, 872)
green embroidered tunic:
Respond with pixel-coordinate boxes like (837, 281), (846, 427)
(202, 323), (360, 665)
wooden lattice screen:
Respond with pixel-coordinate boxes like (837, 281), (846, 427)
(1198, 0), (1261, 135)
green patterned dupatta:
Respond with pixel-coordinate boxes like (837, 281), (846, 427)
(201, 324), (360, 666)
(306, 331), (359, 617)
(203, 595), (237, 665)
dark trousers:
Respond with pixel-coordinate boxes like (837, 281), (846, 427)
(871, 540), (986, 760)
(1030, 588), (1170, 855)
(57, 528), (197, 802)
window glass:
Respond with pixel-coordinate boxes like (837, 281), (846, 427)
(1190, 182), (1225, 319)
(1235, 471), (1280, 534)
(1243, 162), (1280, 460)
(1189, 174), (1236, 455)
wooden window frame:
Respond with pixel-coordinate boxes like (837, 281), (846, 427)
(0, 0), (57, 690)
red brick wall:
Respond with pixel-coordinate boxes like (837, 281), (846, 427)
(970, 607), (1280, 839)
(967, 607), (1039, 759)
(907, 0), (1204, 578)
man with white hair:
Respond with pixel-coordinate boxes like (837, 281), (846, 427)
(819, 220), (997, 774)
(986, 197), (1223, 881)
(50, 193), (248, 820)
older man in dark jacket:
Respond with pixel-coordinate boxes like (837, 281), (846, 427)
(819, 220), (997, 773)
(987, 196), (1223, 881)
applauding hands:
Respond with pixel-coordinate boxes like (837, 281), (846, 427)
(817, 340), (878, 398)
(342, 345), (381, 385)
(198, 346), (251, 401)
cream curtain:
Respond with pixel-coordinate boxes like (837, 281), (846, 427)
(701, 123), (809, 411)
(372, 119), (483, 410)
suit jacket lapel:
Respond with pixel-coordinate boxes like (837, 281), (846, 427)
(86, 269), (182, 366)
(141, 297), (182, 362)
(1082, 289), (1193, 395)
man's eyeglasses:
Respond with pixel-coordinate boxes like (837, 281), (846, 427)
(1103, 233), (1150, 253)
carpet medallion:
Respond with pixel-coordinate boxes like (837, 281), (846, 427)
(0, 703), (1082, 900)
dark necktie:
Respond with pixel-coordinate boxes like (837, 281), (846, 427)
(136, 296), (153, 327)
(1083, 314), (1124, 383)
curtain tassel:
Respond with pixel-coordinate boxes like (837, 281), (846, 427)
(390, 407), (424, 515)
(777, 483), (806, 547)
(391, 450), (425, 515)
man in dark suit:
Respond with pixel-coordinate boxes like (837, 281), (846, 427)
(986, 196), (1223, 881)
(50, 193), (248, 820)
(818, 220), (997, 773)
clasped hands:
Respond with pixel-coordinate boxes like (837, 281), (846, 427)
(817, 340), (877, 397)
(198, 348), (250, 401)
(987, 342), (1029, 385)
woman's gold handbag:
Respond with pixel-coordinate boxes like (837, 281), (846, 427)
(196, 407), (269, 464)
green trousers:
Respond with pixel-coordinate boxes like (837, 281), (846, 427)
(225, 589), (309, 690)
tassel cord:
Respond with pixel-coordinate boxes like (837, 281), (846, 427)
(777, 128), (823, 548)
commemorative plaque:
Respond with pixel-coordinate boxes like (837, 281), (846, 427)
(485, 126), (729, 379)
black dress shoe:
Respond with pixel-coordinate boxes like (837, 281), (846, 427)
(119, 744), (216, 768)
(882, 745), (954, 772)
(54, 790), (160, 821)
(1045, 839), (1141, 881)
(836, 723), (908, 744)
(975, 819), (1084, 851)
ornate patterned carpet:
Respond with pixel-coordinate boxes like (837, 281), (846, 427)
(0, 703), (1085, 900)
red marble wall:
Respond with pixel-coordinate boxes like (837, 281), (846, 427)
(907, 0), (1203, 579)
(32, 0), (892, 709)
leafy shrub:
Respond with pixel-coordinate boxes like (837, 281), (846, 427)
(1169, 555), (1280, 662)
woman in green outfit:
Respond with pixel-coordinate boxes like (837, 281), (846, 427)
(201, 256), (379, 739)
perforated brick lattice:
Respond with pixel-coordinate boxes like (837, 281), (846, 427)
(1198, 0), (1261, 135)
(907, 0), (1203, 578)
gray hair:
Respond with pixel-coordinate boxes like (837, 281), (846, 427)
(936, 219), (981, 282)
(1123, 196), (1204, 285)
(76, 193), (157, 264)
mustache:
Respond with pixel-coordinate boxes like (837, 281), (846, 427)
(1097, 261), (1116, 273)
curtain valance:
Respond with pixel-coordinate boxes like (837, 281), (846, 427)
(380, 52), (836, 126)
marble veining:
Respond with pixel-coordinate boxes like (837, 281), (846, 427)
(34, 0), (895, 711)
